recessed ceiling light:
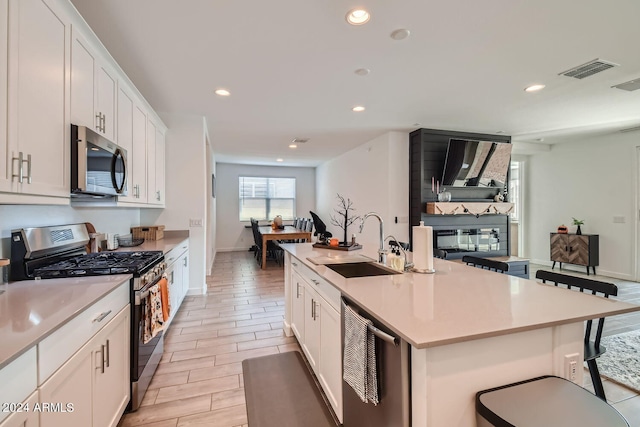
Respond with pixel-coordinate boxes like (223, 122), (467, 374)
(495, 130), (505, 134)
(289, 144), (297, 149)
(390, 29), (410, 40)
(276, 158), (283, 162)
(536, 138), (545, 142)
(524, 84), (545, 92)
(354, 68), (370, 76)
(346, 9), (370, 25)
(214, 88), (230, 96)
(352, 106), (365, 112)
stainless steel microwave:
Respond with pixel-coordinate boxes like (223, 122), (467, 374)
(71, 124), (128, 197)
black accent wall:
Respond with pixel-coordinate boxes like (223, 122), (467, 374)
(408, 128), (512, 254)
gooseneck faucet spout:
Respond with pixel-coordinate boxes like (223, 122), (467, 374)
(359, 212), (387, 264)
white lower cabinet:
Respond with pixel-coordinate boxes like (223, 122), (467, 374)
(290, 260), (343, 422)
(0, 392), (39, 427)
(39, 306), (129, 427)
(164, 239), (190, 328)
(290, 270), (306, 341)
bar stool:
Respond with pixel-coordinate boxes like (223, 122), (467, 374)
(476, 376), (629, 427)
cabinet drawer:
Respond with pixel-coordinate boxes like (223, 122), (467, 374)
(291, 257), (340, 311)
(38, 280), (129, 384)
(0, 347), (37, 424)
(165, 239), (189, 266)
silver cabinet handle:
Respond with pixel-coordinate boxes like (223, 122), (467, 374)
(310, 298), (315, 319)
(183, 257), (188, 267)
(101, 114), (106, 133)
(311, 279), (320, 285)
(12, 152), (23, 183)
(100, 345), (105, 373)
(314, 302), (320, 320)
(105, 339), (110, 368)
(296, 283), (300, 298)
(96, 113), (102, 132)
(292, 262), (298, 266)
(170, 270), (174, 284)
(156, 190), (161, 201)
(26, 154), (32, 184)
(93, 310), (112, 323)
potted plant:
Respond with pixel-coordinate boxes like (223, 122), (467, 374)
(572, 218), (584, 235)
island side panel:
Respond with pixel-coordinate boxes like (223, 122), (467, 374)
(411, 322), (583, 426)
(283, 251), (293, 336)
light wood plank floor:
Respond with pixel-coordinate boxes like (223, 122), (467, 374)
(118, 250), (298, 427)
(119, 254), (640, 426)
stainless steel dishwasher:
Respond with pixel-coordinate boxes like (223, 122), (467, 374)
(341, 297), (411, 427)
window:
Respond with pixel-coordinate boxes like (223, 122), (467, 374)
(239, 177), (296, 221)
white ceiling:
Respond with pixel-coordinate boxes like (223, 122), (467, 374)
(69, 0), (640, 166)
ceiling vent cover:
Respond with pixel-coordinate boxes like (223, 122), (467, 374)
(559, 59), (618, 79)
(620, 125), (640, 134)
(292, 138), (309, 144)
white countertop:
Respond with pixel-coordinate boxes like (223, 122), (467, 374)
(0, 274), (131, 369)
(113, 230), (189, 253)
(282, 243), (640, 349)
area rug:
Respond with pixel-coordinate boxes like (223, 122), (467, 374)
(595, 330), (640, 392)
(242, 351), (336, 427)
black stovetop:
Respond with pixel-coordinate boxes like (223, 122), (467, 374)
(33, 251), (163, 278)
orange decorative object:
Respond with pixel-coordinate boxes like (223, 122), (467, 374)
(329, 238), (339, 246)
(557, 225), (568, 234)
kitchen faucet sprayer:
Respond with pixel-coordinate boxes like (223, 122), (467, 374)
(360, 212), (387, 265)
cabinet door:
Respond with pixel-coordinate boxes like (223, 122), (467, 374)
(567, 235), (589, 266)
(132, 104), (148, 201)
(7, 0), (70, 198)
(116, 86), (134, 202)
(0, 0), (11, 193)
(180, 251), (190, 304)
(70, 28), (96, 130)
(318, 301), (343, 423)
(146, 119), (157, 204)
(39, 343), (93, 427)
(550, 234), (569, 263)
(290, 270), (306, 342)
(303, 285), (320, 371)
(154, 128), (165, 205)
(96, 63), (116, 141)
(92, 307), (130, 427)
(0, 392), (39, 427)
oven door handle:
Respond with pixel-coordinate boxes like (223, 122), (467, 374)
(135, 289), (151, 306)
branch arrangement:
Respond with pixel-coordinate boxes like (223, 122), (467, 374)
(330, 194), (361, 244)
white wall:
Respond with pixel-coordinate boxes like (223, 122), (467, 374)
(525, 131), (639, 280)
(215, 163), (316, 251)
(141, 114), (209, 295)
(316, 131), (410, 247)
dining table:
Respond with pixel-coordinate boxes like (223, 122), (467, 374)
(257, 226), (312, 269)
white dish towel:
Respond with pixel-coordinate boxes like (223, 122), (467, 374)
(342, 302), (379, 405)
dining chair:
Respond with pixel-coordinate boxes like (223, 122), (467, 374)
(435, 249), (448, 259)
(462, 255), (509, 274)
(535, 270), (618, 401)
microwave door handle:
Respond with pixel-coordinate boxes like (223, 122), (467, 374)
(111, 149), (127, 194)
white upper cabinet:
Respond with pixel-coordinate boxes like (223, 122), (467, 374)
(116, 85), (134, 201)
(70, 27), (117, 141)
(0, 0), (10, 194)
(132, 103), (148, 202)
(3, 0), (71, 201)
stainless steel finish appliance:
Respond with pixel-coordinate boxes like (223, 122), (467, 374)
(10, 223), (166, 412)
(342, 297), (410, 427)
(71, 124), (128, 197)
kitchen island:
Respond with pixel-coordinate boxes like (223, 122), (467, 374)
(280, 243), (640, 426)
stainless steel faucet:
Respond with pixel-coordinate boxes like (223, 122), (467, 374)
(359, 212), (387, 264)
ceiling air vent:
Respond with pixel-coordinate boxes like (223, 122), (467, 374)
(559, 58), (618, 79)
(612, 78), (640, 92)
(292, 138), (309, 144)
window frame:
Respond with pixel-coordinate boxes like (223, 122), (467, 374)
(238, 176), (297, 221)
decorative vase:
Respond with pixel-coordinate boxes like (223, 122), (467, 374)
(576, 225), (582, 235)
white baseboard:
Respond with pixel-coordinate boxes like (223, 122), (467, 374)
(529, 259), (633, 282)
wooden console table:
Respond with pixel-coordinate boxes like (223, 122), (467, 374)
(550, 233), (599, 275)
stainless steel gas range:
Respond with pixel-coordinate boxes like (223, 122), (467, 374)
(10, 223), (167, 411)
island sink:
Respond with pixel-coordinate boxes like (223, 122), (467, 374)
(325, 262), (400, 278)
